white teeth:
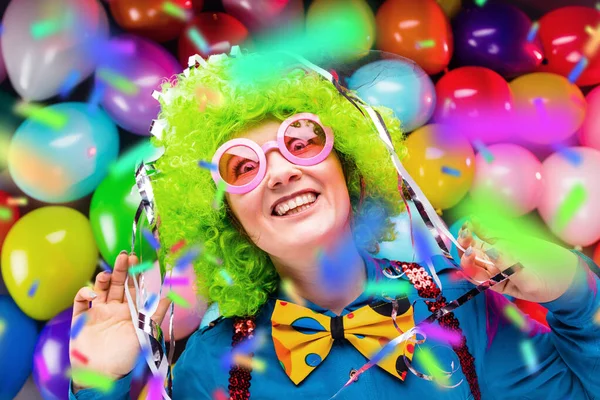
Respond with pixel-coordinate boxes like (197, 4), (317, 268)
(275, 192), (318, 216)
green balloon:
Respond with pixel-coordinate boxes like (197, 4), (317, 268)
(90, 141), (161, 265)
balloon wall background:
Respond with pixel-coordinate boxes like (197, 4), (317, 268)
(1, 0), (599, 398)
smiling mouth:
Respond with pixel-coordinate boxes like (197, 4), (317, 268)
(272, 193), (320, 217)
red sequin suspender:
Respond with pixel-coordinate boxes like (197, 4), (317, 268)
(395, 261), (481, 400)
(229, 317), (256, 400)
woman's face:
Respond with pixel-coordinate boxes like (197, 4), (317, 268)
(225, 119), (352, 261)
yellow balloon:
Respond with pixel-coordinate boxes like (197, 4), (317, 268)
(306, 0), (376, 59)
(403, 124), (475, 210)
(1, 206), (97, 320)
(436, 0), (462, 19)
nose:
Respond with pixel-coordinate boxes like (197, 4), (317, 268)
(265, 149), (302, 189)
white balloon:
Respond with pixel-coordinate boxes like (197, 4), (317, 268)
(1, 0), (108, 100)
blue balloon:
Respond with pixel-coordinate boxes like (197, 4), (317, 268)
(348, 59), (436, 133)
(0, 296), (38, 400)
(8, 103), (119, 203)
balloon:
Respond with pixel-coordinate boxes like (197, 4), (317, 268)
(98, 35), (180, 136)
(0, 39), (6, 84)
(191, 0), (204, 12)
(223, 0), (305, 33)
(433, 66), (514, 144)
(470, 144), (543, 216)
(32, 308), (72, 400)
(593, 242), (600, 266)
(178, 13), (251, 67)
(145, 262), (207, 341)
(509, 73), (586, 145)
(1, 0), (108, 101)
(376, 0), (453, 75)
(109, 0), (192, 43)
(0, 190), (20, 253)
(90, 142), (161, 265)
(436, 0), (461, 19)
(307, 0), (376, 58)
(538, 147), (600, 247)
(0, 296), (38, 400)
(1, 206), (98, 320)
(7, 102), (119, 203)
(403, 124), (475, 210)
(579, 85), (600, 151)
(348, 58), (436, 132)
(453, 3), (543, 78)
(537, 6), (600, 87)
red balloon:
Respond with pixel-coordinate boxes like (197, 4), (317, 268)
(376, 0), (453, 75)
(512, 298), (549, 329)
(593, 242), (600, 266)
(191, 0), (204, 13)
(0, 190), (20, 252)
(537, 6), (600, 87)
(109, 0), (192, 43)
(222, 0), (305, 33)
(433, 66), (514, 143)
(178, 13), (251, 67)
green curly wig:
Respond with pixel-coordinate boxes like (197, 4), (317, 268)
(150, 51), (408, 318)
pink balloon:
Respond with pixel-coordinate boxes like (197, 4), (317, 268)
(538, 147), (600, 246)
(470, 144), (543, 216)
(145, 262), (207, 341)
(579, 85), (600, 151)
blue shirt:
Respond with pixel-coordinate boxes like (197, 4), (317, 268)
(71, 250), (600, 400)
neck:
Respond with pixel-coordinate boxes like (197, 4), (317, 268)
(271, 228), (367, 315)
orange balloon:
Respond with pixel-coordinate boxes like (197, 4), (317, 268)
(109, 0), (192, 43)
(403, 124), (475, 210)
(376, 0), (453, 75)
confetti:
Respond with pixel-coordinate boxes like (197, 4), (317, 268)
(147, 374), (164, 400)
(420, 323), (462, 346)
(0, 206), (13, 221)
(96, 68), (139, 95)
(70, 314), (88, 340)
(527, 22), (539, 42)
(520, 339), (538, 373)
(204, 252), (223, 265)
(472, 140), (494, 163)
(87, 147), (97, 158)
(88, 82), (106, 112)
(363, 280), (411, 297)
(31, 19), (62, 39)
(13, 101), (68, 130)
(441, 166), (461, 177)
(503, 304), (528, 332)
(35, 353), (50, 382)
(142, 228), (161, 250)
(233, 354), (266, 372)
(6, 197), (28, 206)
(552, 144), (582, 166)
(174, 246), (202, 270)
(219, 269), (234, 285)
(167, 290), (191, 308)
(474, 0), (487, 6)
(281, 278), (305, 306)
(69, 368), (115, 393)
(162, 1), (189, 20)
(594, 308), (600, 324)
(164, 276), (189, 286)
(59, 70), (82, 98)
(70, 349), (89, 364)
(416, 39), (435, 49)
(213, 388), (228, 400)
(144, 293), (159, 312)
(187, 27), (210, 53)
(128, 261), (155, 275)
(567, 57), (589, 83)
(98, 259), (112, 272)
(132, 348), (150, 379)
(198, 160), (218, 171)
(554, 184), (586, 233)
(170, 239), (187, 253)
(584, 24), (600, 57)
(213, 179), (227, 209)
(28, 279), (40, 297)
(416, 347), (449, 385)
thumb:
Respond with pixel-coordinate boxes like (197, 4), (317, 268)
(151, 297), (174, 326)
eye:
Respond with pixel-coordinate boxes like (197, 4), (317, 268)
(233, 159), (258, 177)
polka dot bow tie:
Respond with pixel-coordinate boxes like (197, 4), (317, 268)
(271, 297), (416, 385)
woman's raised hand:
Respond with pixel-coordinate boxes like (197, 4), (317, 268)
(68, 251), (172, 388)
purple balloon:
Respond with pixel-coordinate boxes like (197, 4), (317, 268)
(98, 35), (180, 136)
(0, 40), (6, 83)
(223, 0), (304, 33)
(32, 308), (72, 400)
(453, 3), (544, 78)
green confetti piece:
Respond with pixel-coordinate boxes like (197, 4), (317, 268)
(416, 39), (435, 49)
(167, 290), (190, 308)
(520, 340), (538, 373)
(128, 261), (155, 275)
(0, 318), (5, 337)
(13, 101), (68, 130)
(212, 180), (227, 210)
(364, 280), (411, 296)
(96, 68), (139, 96)
(416, 347), (449, 385)
(474, 0), (487, 6)
(162, 1), (188, 20)
(187, 27), (209, 53)
(30, 20), (62, 39)
(503, 304), (527, 332)
(0, 206), (13, 221)
(553, 184), (586, 233)
(69, 368), (115, 393)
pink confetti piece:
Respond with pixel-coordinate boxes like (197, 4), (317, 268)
(213, 388), (228, 400)
(34, 353), (50, 382)
(164, 276), (189, 286)
(420, 323), (462, 346)
(147, 375), (164, 400)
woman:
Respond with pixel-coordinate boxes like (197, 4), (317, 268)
(68, 50), (600, 399)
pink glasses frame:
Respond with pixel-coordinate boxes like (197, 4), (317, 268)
(211, 113), (334, 194)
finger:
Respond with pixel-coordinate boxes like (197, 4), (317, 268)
(126, 253), (140, 304)
(107, 251), (131, 303)
(469, 216), (499, 245)
(73, 287), (97, 318)
(151, 297), (173, 326)
(456, 223), (475, 260)
(92, 271), (111, 303)
(460, 247), (492, 284)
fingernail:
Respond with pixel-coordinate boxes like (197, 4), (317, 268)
(89, 291), (98, 299)
(461, 222), (468, 230)
(119, 250), (128, 255)
(460, 229), (469, 239)
(485, 247), (500, 261)
(129, 251), (136, 256)
(465, 246), (473, 257)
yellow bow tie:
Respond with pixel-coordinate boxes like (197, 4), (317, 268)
(271, 297), (416, 385)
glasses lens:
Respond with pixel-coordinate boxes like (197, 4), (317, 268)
(284, 119), (327, 159)
(218, 144), (260, 186)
